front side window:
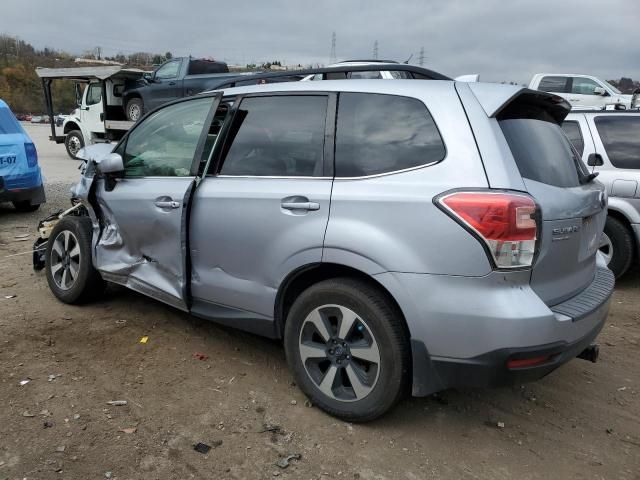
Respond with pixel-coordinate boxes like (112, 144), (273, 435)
(219, 95), (328, 176)
(595, 116), (640, 169)
(122, 97), (212, 177)
(538, 76), (569, 93)
(572, 77), (602, 95)
(155, 60), (181, 79)
(335, 93), (445, 177)
(561, 121), (585, 156)
(86, 83), (102, 106)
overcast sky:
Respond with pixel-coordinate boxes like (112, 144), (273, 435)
(2, 0), (638, 84)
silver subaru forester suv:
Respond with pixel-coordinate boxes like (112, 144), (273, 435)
(39, 78), (614, 421)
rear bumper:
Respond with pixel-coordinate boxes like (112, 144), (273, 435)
(0, 179), (46, 205)
(411, 297), (608, 392)
(374, 258), (614, 396)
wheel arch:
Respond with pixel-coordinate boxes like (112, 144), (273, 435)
(63, 121), (81, 135)
(606, 207), (638, 263)
(274, 262), (410, 341)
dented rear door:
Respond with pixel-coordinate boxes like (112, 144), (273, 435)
(93, 95), (220, 310)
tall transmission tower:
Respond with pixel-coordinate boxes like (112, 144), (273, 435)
(373, 40), (378, 60)
(330, 32), (337, 63)
(418, 46), (425, 66)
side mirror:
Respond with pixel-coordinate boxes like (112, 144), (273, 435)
(97, 153), (124, 174)
(587, 153), (604, 167)
(593, 86), (607, 96)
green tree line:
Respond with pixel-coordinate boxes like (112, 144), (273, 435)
(0, 35), (170, 114)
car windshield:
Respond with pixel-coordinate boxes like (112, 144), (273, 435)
(602, 80), (622, 95)
(0, 107), (23, 135)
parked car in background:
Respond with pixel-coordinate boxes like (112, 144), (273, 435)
(37, 78), (612, 421)
(122, 57), (254, 121)
(30, 115), (43, 124)
(562, 110), (640, 278)
(530, 73), (638, 109)
(0, 99), (45, 212)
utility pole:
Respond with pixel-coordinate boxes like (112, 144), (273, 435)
(373, 40), (378, 60)
(330, 32), (337, 63)
(95, 46), (102, 60)
(419, 46), (425, 66)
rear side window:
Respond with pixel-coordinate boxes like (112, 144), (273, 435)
(219, 95), (328, 177)
(0, 108), (22, 134)
(595, 116), (640, 169)
(500, 109), (586, 188)
(561, 121), (584, 156)
(538, 76), (569, 93)
(335, 93), (445, 177)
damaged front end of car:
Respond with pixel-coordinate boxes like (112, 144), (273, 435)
(32, 144), (113, 271)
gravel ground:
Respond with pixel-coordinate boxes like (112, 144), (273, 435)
(0, 125), (639, 479)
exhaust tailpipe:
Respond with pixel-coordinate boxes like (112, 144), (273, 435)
(577, 344), (599, 363)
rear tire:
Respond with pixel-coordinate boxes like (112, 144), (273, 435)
(45, 216), (105, 304)
(126, 98), (144, 122)
(601, 216), (634, 279)
(284, 278), (410, 422)
(64, 130), (84, 159)
(12, 200), (40, 212)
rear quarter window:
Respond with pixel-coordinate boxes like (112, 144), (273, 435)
(335, 93), (445, 177)
(594, 116), (640, 169)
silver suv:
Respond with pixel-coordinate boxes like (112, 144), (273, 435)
(562, 111), (640, 278)
(39, 79), (614, 421)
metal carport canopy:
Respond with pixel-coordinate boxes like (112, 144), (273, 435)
(35, 66), (146, 81)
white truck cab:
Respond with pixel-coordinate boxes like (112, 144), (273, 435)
(36, 67), (145, 158)
(529, 73), (637, 110)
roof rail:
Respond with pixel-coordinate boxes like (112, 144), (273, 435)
(209, 64), (451, 91)
(338, 59), (400, 64)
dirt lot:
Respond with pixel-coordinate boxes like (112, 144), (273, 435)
(1, 125), (639, 479)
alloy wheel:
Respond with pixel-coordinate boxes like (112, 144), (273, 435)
(599, 232), (613, 265)
(50, 230), (81, 290)
(298, 304), (381, 402)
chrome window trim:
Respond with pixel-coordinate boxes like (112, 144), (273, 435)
(211, 157), (443, 180)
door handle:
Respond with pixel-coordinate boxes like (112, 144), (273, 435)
(154, 200), (181, 209)
(168, 81), (176, 86)
(281, 201), (320, 211)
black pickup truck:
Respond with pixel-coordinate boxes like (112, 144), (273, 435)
(122, 57), (250, 121)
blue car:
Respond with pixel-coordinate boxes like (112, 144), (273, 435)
(0, 99), (45, 211)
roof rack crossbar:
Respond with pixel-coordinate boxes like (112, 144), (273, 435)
(210, 64), (451, 91)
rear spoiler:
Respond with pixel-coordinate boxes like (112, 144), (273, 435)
(454, 74), (480, 82)
(467, 83), (571, 123)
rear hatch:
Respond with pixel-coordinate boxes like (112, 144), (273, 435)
(497, 92), (606, 306)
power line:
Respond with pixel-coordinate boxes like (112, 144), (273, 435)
(330, 31), (336, 64)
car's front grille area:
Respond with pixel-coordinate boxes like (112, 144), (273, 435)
(551, 267), (615, 321)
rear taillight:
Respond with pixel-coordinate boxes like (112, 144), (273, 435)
(437, 191), (538, 269)
(24, 142), (38, 168)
